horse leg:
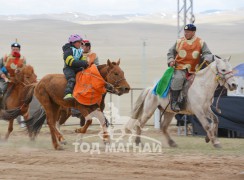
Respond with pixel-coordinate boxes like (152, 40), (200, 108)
(135, 102), (158, 146)
(4, 119), (14, 140)
(135, 95), (158, 145)
(161, 112), (177, 147)
(36, 88), (65, 150)
(195, 112), (220, 148)
(75, 119), (92, 133)
(124, 118), (138, 134)
(76, 109), (110, 143)
(135, 122), (142, 146)
(58, 108), (70, 126)
(206, 109), (221, 147)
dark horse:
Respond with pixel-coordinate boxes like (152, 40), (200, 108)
(26, 60), (130, 150)
(0, 65), (37, 140)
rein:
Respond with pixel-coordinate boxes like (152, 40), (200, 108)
(211, 62), (234, 113)
(98, 65), (126, 93)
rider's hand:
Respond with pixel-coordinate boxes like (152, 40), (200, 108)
(15, 68), (20, 74)
(1, 73), (9, 82)
(3, 77), (9, 82)
(169, 60), (176, 67)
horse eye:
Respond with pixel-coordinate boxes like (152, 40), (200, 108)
(114, 72), (119, 76)
(222, 69), (226, 72)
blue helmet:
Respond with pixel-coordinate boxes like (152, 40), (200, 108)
(184, 24), (196, 31)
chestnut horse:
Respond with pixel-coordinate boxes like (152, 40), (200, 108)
(26, 60), (130, 150)
(0, 64), (37, 140)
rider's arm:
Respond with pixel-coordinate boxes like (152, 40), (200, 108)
(63, 49), (88, 69)
(201, 41), (214, 63)
(94, 56), (99, 65)
(167, 42), (177, 66)
(0, 58), (8, 82)
(0, 57), (4, 75)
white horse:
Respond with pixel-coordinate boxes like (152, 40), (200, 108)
(125, 56), (237, 148)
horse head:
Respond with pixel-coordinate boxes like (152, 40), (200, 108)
(14, 65), (37, 85)
(103, 59), (130, 96)
(214, 55), (237, 91)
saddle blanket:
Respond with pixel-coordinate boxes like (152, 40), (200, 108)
(73, 64), (106, 105)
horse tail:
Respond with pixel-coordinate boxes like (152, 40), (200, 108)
(124, 87), (151, 133)
(131, 87), (150, 119)
(0, 108), (22, 120)
(25, 106), (46, 137)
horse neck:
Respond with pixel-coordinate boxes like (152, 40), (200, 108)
(191, 61), (219, 98)
(97, 64), (109, 80)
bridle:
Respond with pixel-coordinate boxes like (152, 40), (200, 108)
(85, 64), (126, 94)
(212, 61), (235, 113)
(100, 65), (126, 93)
(215, 70), (234, 82)
(104, 66), (126, 87)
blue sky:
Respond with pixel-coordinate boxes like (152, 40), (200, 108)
(0, 0), (243, 15)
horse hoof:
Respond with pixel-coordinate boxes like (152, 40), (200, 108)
(60, 140), (67, 145)
(55, 145), (64, 150)
(75, 129), (81, 133)
(104, 140), (110, 145)
(205, 136), (210, 143)
(214, 143), (222, 148)
(169, 140), (178, 147)
(124, 128), (132, 134)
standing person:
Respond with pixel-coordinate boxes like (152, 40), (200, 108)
(167, 24), (214, 112)
(62, 34), (89, 100)
(0, 42), (26, 97)
(81, 39), (99, 66)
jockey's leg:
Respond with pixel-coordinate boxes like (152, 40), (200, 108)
(170, 70), (186, 112)
(63, 68), (76, 100)
(170, 90), (181, 112)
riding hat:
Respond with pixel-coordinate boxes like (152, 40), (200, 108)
(68, 34), (83, 43)
(184, 24), (196, 31)
(11, 42), (21, 48)
(82, 39), (91, 46)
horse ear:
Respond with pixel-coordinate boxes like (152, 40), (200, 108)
(117, 59), (120, 65)
(227, 56), (231, 62)
(107, 59), (112, 67)
(214, 56), (220, 64)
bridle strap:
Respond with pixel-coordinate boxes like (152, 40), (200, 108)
(103, 66), (126, 87)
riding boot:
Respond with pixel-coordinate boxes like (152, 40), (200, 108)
(171, 90), (181, 112)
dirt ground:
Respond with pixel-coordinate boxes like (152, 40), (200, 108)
(0, 122), (243, 180)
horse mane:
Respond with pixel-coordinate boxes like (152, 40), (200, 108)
(97, 64), (107, 71)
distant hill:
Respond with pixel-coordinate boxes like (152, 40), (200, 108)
(0, 9), (243, 25)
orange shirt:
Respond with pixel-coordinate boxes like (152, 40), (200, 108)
(175, 36), (203, 73)
(3, 52), (26, 77)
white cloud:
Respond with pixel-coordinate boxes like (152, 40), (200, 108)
(0, 0), (243, 15)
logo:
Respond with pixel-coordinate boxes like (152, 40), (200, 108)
(72, 102), (162, 154)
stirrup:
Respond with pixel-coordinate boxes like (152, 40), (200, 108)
(171, 102), (180, 112)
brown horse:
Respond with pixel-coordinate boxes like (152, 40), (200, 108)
(26, 60), (130, 150)
(0, 64), (37, 140)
